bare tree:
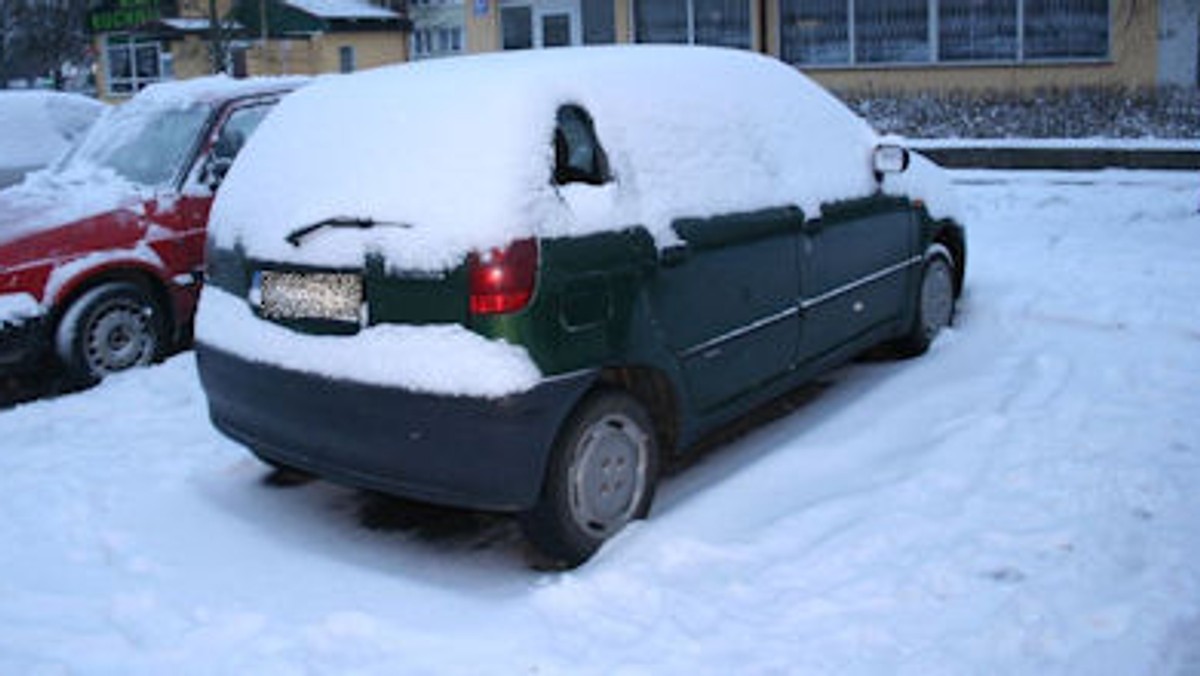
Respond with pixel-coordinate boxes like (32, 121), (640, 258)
(0, 0), (88, 88)
(0, 0), (22, 87)
(208, 0), (230, 73)
(20, 0), (89, 88)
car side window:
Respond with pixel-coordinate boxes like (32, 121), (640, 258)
(202, 102), (274, 190)
(553, 105), (609, 186)
(214, 104), (272, 161)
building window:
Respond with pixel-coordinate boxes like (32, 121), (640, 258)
(779, 0), (1109, 67)
(339, 45), (355, 73)
(501, 5), (534, 49)
(939, 0), (1018, 61)
(582, 0), (616, 44)
(855, 0), (929, 63)
(635, 0), (689, 43)
(695, 0), (752, 48)
(1024, 0), (1108, 59)
(780, 0), (849, 65)
(105, 33), (165, 96)
(634, 0), (751, 49)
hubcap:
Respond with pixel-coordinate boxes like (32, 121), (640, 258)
(568, 413), (649, 537)
(921, 257), (955, 340)
(84, 299), (154, 376)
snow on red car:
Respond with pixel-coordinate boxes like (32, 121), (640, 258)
(0, 76), (302, 384)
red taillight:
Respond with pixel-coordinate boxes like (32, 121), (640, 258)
(468, 238), (538, 315)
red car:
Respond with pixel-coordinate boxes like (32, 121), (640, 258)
(0, 77), (299, 384)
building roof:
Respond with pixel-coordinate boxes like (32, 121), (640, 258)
(149, 17), (244, 34)
(284, 0), (399, 20)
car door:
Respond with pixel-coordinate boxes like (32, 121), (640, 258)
(648, 206), (804, 413)
(797, 197), (920, 361)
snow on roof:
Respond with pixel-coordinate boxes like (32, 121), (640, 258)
(212, 46), (956, 273)
(155, 17), (244, 32)
(0, 91), (104, 170)
(285, 0), (399, 20)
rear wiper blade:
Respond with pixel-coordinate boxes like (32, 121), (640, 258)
(286, 217), (410, 247)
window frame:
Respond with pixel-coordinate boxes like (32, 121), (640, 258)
(104, 32), (167, 97)
(632, 0), (753, 50)
(338, 45), (356, 73)
(777, 0), (1112, 70)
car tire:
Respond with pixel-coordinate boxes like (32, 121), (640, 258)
(520, 388), (660, 570)
(55, 281), (163, 385)
(893, 243), (957, 357)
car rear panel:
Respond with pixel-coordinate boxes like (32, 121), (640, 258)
(198, 338), (594, 510)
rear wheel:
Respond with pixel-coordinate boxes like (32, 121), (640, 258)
(894, 244), (956, 357)
(55, 281), (163, 385)
(520, 389), (659, 569)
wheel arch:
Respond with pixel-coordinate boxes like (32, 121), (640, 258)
(932, 222), (966, 297)
(596, 364), (682, 458)
(48, 264), (176, 341)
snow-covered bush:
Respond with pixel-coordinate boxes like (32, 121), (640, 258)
(839, 86), (1200, 139)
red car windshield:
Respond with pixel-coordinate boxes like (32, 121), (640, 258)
(55, 101), (212, 189)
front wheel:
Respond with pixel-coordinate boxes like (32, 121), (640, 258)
(54, 281), (163, 385)
(893, 244), (957, 357)
(520, 389), (660, 569)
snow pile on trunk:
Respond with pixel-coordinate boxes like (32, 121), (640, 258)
(212, 46), (957, 273)
(196, 287), (542, 397)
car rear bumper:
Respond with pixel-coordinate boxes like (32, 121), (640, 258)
(196, 343), (596, 512)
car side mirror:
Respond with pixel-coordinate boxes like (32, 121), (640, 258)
(873, 144), (911, 176)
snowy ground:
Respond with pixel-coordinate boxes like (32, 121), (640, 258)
(1, 169), (1198, 674)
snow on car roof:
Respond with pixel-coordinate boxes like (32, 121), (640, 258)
(0, 76), (306, 249)
(212, 46), (948, 272)
(0, 90), (104, 170)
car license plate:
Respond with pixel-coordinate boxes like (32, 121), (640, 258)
(259, 271), (362, 322)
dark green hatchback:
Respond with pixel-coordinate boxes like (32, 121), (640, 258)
(196, 46), (966, 568)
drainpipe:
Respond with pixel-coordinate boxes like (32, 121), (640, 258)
(758, 0), (768, 55)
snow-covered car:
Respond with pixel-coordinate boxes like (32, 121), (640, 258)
(196, 47), (967, 568)
(0, 76), (302, 384)
(0, 90), (105, 189)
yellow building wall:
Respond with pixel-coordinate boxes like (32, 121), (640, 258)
(305, 31), (408, 73)
(466, 2), (499, 53)
(182, 31), (407, 78)
(171, 36), (217, 80)
(467, 1), (760, 49)
(463, 0), (1159, 94)
(613, 0), (631, 42)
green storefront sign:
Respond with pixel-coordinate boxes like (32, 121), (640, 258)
(88, 0), (163, 33)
